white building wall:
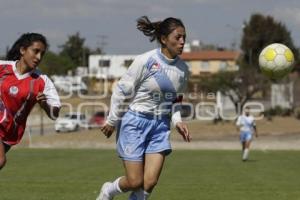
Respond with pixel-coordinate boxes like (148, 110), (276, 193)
(271, 83), (293, 109)
(89, 54), (137, 78)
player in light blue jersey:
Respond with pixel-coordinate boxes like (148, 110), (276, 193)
(236, 106), (258, 161)
(96, 16), (191, 200)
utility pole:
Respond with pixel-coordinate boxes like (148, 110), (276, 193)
(40, 107), (44, 136)
(96, 35), (108, 54)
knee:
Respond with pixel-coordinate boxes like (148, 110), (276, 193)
(0, 157), (6, 170)
(144, 177), (158, 191)
(126, 176), (143, 190)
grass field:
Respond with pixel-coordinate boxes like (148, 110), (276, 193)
(1, 149), (300, 200)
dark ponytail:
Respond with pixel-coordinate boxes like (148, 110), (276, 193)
(6, 33), (48, 61)
(137, 16), (161, 42)
(136, 16), (185, 44)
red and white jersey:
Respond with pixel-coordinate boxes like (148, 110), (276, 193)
(0, 60), (61, 145)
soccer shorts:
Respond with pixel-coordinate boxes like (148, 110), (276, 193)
(1, 141), (11, 153)
(116, 109), (172, 161)
(240, 131), (252, 142)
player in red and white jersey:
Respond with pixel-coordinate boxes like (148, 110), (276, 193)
(0, 33), (61, 170)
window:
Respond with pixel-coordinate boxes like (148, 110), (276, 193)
(201, 61), (210, 71)
(124, 59), (134, 68)
(219, 61), (227, 71)
(99, 59), (110, 67)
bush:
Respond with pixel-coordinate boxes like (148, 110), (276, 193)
(294, 107), (300, 120)
(264, 106), (293, 117)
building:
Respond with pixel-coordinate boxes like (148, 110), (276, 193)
(88, 50), (240, 79)
(88, 54), (136, 79)
(180, 50), (240, 76)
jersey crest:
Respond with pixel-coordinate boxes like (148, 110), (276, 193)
(9, 86), (19, 96)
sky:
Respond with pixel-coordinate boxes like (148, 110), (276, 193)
(0, 0), (300, 55)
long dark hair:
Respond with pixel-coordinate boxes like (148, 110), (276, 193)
(6, 33), (48, 61)
(136, 16), (185, 44)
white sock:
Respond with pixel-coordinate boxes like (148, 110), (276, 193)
(106, 177), (124, 197)
(128, 188), (151, 200)
(242, 148), (249, 160)
(144, 190), (150, 200)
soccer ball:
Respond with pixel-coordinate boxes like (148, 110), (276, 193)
(259, 43), (294, 80)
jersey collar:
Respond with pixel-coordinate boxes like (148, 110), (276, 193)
(12, 61), (37, 80)
(156, 48), (179, 65)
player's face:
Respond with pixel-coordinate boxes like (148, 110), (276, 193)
(20, 41), (46, 69)
(161, 26), (186, 59)
(244, 108), (250, 116)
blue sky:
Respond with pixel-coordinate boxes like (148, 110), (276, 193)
(0, 0), (299, 55)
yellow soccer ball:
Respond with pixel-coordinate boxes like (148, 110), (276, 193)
(259, 43), (294, 80)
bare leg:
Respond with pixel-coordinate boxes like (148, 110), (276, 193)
(143, 153), (165, 193)
(128, 153), (165, 200)
(119, 160), (144, 191)
(96, 160), (144, 200)
(0, 139), (7, 170)
(242, 140), (252, 161)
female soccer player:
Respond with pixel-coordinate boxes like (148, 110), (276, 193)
(236, 106), (258, 161)
(97, 16), (190, 200)
(0, 33), (61, 170)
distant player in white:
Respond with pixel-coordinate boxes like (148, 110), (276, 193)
(236, 106), (258, 161)
(97, 16), (190, 200)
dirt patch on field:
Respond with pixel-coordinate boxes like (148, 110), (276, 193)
(17, 117), (300, 150)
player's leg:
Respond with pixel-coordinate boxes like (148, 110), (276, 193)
(0, 139), (9, 169)
(128, 153), (165, 200)
(240, 132), (246, 160)
(120, 160), (144, 191)
(242, 134), (252, 161)
(129, 116), (171, 200)
(97, 161), (144, 200)
(144, 153), (165, 196)
(97, 111), (151, 200)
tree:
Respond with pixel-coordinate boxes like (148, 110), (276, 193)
(39, 51), (74, 75)
(198, 13), (297, 114)
(59, 32), (90, 68)
(241, 13), (298, 69)
(198, 69), (268, 113)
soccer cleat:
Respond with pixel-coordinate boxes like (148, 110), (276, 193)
(96, 182), (113, 200)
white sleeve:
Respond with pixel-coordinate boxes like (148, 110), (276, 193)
(41, 75), (61, 107)
(107, 55), (146, 126)
(236, 116), (242, 126)
(172, 110), (182, 126)
(171, 95), (183, 126)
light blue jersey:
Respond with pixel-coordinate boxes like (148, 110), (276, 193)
(107, 48), (189, 127)
(107, 48), (189, 160)
(236, 115), (256, 142)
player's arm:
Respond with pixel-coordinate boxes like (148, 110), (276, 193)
(253, 122), (258, 137)
(37, 92), (60, 120)
(38, 76), (61, 120)
(172, 102), (191, 142)
(172, 68), (191, 142)
(175, 121), (191, 142)
(102, 55), (145, 138)
(235, 116), (242, 131)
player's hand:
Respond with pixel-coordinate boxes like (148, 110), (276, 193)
(100, 123), (115, 138)
(175, 122), (191, 142)
(36, 92), (47, 106)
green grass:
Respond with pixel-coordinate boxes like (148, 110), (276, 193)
(0, 149), (300, 200)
